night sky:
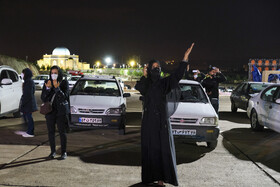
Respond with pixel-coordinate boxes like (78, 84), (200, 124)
(1, 0), (280, 69)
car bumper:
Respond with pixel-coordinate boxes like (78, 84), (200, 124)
(171, 124), (220, 142)
(35, 85), (43, 90)
(69, 114), (125, 129)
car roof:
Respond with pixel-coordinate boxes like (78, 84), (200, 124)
(80, 75), (116, 81)
(0, 65), (16, 71)
(243, 81), (273, 84)
(179, 79), (201, 85)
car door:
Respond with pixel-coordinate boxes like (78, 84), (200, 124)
(7, 70), (22, 111)
(0, 70), (12, 114)
(267, 86), (280, 132)
(258, 86), (279, 127)
(231, 83), (244, 108)
(240, 83), (250, 110)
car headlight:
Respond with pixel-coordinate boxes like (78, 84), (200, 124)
(106, 108), (124, 115)
(200, 117), (218, 126)
(70, 106), (77, 113)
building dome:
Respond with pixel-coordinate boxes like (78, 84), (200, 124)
(52, 47), (70, 56)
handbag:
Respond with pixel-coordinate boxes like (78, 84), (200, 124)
(40, 93), (56, 115)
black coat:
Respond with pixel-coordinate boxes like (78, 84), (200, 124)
(135, 61), (188, 186)
(20, 69), (37, 113)
(41, 79), (69, 116)
(201, 73), (227, 98)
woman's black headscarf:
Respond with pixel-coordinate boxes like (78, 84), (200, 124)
(22, 68), (33, 81)
(49, 65), (63, 82)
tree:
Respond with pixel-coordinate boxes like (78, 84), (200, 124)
(47, 65), (51, 71)
(41, 65), (46, 71)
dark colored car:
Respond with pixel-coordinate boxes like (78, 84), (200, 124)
(230, 82), (272, 112)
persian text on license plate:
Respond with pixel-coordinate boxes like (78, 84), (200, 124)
(79, 117), (102, 123)
(172, 129), (196, 136)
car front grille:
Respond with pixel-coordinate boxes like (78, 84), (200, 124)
(170, 118), (198, 124)
(78, 108), (105, 114)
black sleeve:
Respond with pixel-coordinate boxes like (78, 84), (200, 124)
(162, 61), (189, 94)
(216, 72), (227, 83)
(54, 80), (69, 104)
(135, 76), (149, 96)
(21, 81), (32, 106)
(41, 80), (52, 102)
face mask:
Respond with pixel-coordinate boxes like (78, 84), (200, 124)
(194, 74), (198, 79)
(51, 74), (58, 80)
(150, 67), (161, 82)
(21, 73), (24, 79)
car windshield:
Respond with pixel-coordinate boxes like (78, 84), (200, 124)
(33, 76), (48, 80)
(179, 84), (208, 103)
(71, 80), (121, 96)
(249, 83), (270, 94)
(70, 76), (81, 81)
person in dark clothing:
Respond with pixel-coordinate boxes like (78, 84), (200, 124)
(41, 65), (69, 160)
(135, 43), (194, 186)
(201, 65), (226, 113)
(15, 68), (38, 137)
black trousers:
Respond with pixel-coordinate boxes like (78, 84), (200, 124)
(46, 113), (67, 153)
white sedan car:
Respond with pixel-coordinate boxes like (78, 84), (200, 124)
(69, 75), (131, 135)
(33, 74), (49, 89)
(247, 84), (280, 132)
(170, 80), (219, 148)
(68, 75), (81, 90)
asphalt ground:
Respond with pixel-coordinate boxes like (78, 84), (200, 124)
(0, 91), (280, 186)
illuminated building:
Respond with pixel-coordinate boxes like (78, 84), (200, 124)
(37, 47), (90, 70)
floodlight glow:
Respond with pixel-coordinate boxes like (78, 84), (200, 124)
(105, 57), (112, 64)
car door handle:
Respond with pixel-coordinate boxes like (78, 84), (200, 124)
(257, 102), (259, 105)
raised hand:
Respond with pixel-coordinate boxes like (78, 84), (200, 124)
(53, 80), (60, 88)
(183, 43), (195, 61)
(45, 80), (52, 88)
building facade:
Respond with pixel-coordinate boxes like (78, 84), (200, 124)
(37, 47), (90, 70)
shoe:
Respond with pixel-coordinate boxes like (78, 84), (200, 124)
(48, 152), (56, 159)
(60, 152), (67, 160)
(15, 131), (26, 135)
(22, 132), (35, 137)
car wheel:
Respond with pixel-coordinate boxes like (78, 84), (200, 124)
(231, 101), (237, 112)
(207, 140), (218, 149)
(250, 109), (264, 131)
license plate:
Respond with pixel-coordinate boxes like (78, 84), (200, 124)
(79, 117), (102, 123)
(172, 129), (196, 136)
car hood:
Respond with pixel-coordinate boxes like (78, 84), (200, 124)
(70, 95), (124, 108)
(171, 102), (217, 118)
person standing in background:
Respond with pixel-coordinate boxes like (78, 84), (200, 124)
(201, 66), (226, 114)
(15, 68), (38, 137)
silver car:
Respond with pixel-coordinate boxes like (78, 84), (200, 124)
(247, 84), (280, 132)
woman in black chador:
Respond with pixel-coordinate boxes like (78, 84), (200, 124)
(135, 43), (194, 186)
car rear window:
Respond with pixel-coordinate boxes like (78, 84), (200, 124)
(71, 80), (121, 96)
(178, 84), (208, 103)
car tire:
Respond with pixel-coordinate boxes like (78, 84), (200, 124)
(231, 101), (237, 112)
(207, 140), (218, 149)
(250, 109), (264, 131)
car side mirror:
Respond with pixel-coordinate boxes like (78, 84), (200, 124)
(276, 98), (280, 104)
(1, 78), (13, 85)
(123, 93), (131, 98)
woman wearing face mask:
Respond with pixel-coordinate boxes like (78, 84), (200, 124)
(41, 65), (69, 160)
(15, 68), (38, 137)
(135, 43), (194, 186)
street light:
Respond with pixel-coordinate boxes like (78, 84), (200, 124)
(130, 60), (135, 68)
(105, 57), (112, 65)
(96, 61), (101, 68)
